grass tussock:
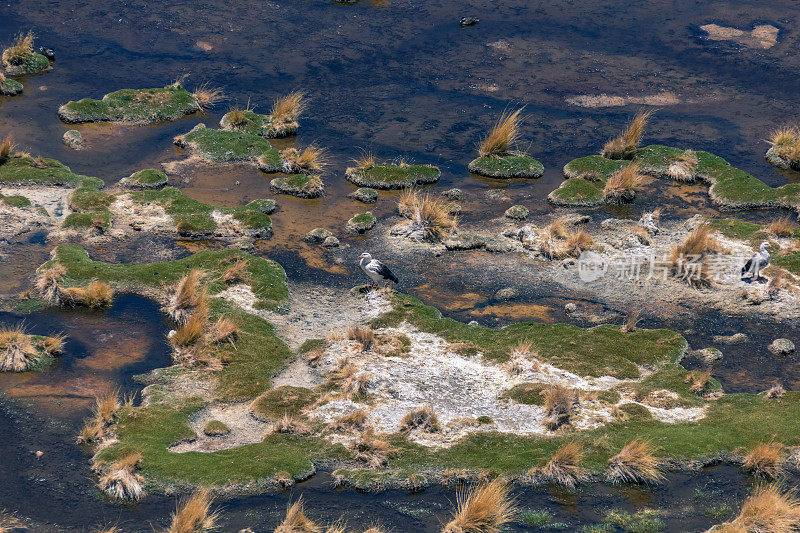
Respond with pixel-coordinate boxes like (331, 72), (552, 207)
(768, 217), (795, 238)
(352, 152), (375, 171)
(478, 108), (523, 157)
(711, 484), (800, 533)
(603, 163), (644, 204)
(271, 413), (311, 436)
(59, 281), (114, 308)
(766, 383), (786, 399)
(331, 409), (369, 432)
(607, 439), (664, 485)
(166, 269), (207, 324)
(346, 325), (375, 351)
(564, 230), (594, 257)
(668, 149), (699, 182)
(768, 126), (800, 166)
(441, 478), (517, 533)
(207, 316), (238, 345)
(192, 84), (225, 109)
(342, 372), (373, 399)
(669, 226), (727, 287)
(0, 134), (16, 164)
(399, 404), (441, 433)
(397, 189), (458, 242)
(274, 497), (320, 533)
(223, 258), (250, 284)
(166, 489), (218, 533)
(602, 109), (654, 160)
(539, 219), (592, 260)
(0, 324), (63, 372)
(621, 309), (642, 333)
(352, 429), (392, 469)
(78, 390), (128, 445)
(281, 145), (328, 174)
(537, 442), (589, 488)
(2, 30), (35, 65)
(542, 385), (578, 431)
(685, 369), (712, 395)
(171, 303), (209, 348)
(98, 452), (144, 501)
(744, 442), (785, 480)
(271, 91), (306, 124)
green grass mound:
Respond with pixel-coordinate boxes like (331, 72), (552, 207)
(0, 192), (31, 208)
(129, 187), (273, 238)
(58, 85), (200, 124)
(119, 169), (168, 189)
(346, 211), (376, 233)
(468, 152), (544, 179)
(269, 174), (324, 199)
(175, 124), (282, 170)
(549, 145), (800, 213)
(251, 386), (319, 421)
(0, 77), (23, 95)
(706, 218), (800, 276)
(344, 163), (441, 190)
(64, 187), (115, 229)
(2, 51), (49, 76)
(220, 109), (298, 138)
(203, 419), (231, 436)
(0, 155), (103, 188)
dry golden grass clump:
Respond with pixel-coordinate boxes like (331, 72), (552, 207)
(171, 303), (209, 348)
(768, 217), (795, 237)
(536, 442), (589, 488)
(542, 385), (578, 431)
(207, 316), (238, 345)
(607, 439), (664, 485)
(166, 488), (218, 533)
(78, 390), (128, 445)
(331, 409), (370, 432)
(223, 258), (250, 284)
(98, 452), (145, 501)
(35, 263), (66, 303)
(441, 478), (517, 533)
(0, 134), (16, 164)
(399, 404), (441, 433)
(346, 325), (375, 351)
(165, 269), (208, 324)
(669, 226), (727, 287)
(192, 84), (225, 109)
(766, 383), (786, 399)
(281, 145), (328, 174)
(59, 281), (114, 308)
(397, 189), (458, 242)
(667, 149), (699, 182)
(352, 152), (375, 171)
(271, 91), (306, 125)
(564, 230), (594, 257)
(2, 30), (35, 65)
(603, 163), (645, 204)
(274, 498), (320, 533)
(685, 369), (712, 395)
(342, 372), (373, 399)
(602, 109), (654, 160)
(744, 442), (785, 480)
(0, 510), (23, 531)
(225, 103), (250, 127)
(710, 484), (800, 533)
(271, 413), (312, 436)
(768, 126), (800, 166)
(621, 309), (642, 333)
(0, 325), (64, 372)
(478, 108), (523, 157)
(507, 339), (539, 375)
(352, 429), (392, 469)
(538, 219), (593, 260)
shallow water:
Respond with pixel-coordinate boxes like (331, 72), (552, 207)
(3, 0), (800, 529)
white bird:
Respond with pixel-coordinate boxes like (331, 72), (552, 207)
(359, 252), (399, 287)
(741, 241), (770, 280)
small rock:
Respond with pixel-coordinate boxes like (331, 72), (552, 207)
(62, 129), (85, 150)
(443, 188), (463, 201)
(769, 338), (795, 356)
(562, 214), (591, 225)
(468, 320), (480, 326)
(305, 228), (334, 243)
(564, 302), (578, 314)
(692, 347), (724, 366)
(35, 450), (44, 458)
(129, 222), (142, 231)
(495, 287), (517, 300)
(322, 236), (340, 248)
(444, 202), (462, 215)
(167, 330), (176, 338)
(444, 232), (486, 250)
(485, 237), (513, 253)
(713, 333), (749, 345)
(504, 205), (529, 220)
(346, 212), (376, 234)
(460, 17), (479, 27)
(348, 187), (378, 204)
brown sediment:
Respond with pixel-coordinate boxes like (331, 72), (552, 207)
(700, 23), (779, 49)
(469, 303), (556, 322)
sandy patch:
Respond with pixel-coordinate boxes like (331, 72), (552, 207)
(700, 23), (779, 49)
(169, 402), (271, 453)
(566, 91), (682, 108)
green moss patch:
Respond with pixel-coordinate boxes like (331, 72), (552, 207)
(120, 169), (168, 189)
(468, 153), (544, 179)
(0, 155), (102, 188)
(175, 124), (282, 169)
(58, 85), (200, 124)
(2, 51), (49, 76)
(346, 211), (376, 234)
(550, 145), (800, 214)
(0, 77), (22, 96)
(345, 163), (440, 190)
(251, 386), (319, 421)
(220, 109), (298, 138)
(65, 186), (115, 229)
(269, 174), (324, 199)
(0, 193), (31, 208)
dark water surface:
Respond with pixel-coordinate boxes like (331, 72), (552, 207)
(2, 0), (800, 529)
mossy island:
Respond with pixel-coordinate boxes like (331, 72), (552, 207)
(1, 31), (50, 76)
(765, 126), (800, 171)
(58, 83), (222, 125)
(119, 169), (168, 189)
(173, 123), (283, 170)
(346, 211), (376, 234)
(269, 174), (324, 199)
(468, 108), (544, 179)
(0, 73), (23, 96)
(345, 159), (440, 190)
(220, 91), (306, 138)
(0, 326), (64, 372)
